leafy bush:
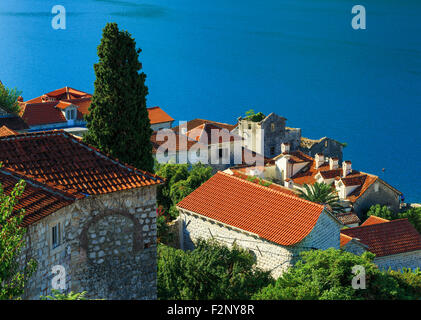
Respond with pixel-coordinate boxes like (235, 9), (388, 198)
(0, 82), (22, 114)
(252, 248), (420, 300)
(366, 205), (421, 233)
(158, 240), (273, 300)
(244, 109), (265, 122)
(40, 290), (88, 300)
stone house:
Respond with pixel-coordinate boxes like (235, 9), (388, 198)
(237, 112), (301, 158)
(299, 136), (343, 163)
(176, 171), (343, 278)
(256, 144), (402, 216)
(16, 87), (174, 136)
(153, 122), (266, 173)
(341, 216), (421, 270)
(0, 130), (164, 300)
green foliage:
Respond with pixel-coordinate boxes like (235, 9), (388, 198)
(84, 22), (154, 172)
(297, 182), (344, 214)
(366, 205), (421, 233)
(155, 163), (212, 220)
(158, 240), (273, 300)
(245, 175), (272, 187)
(366, 204), (394, 220)
(252, 248), (420, 300)
(388, 268), (421, 299)
(244, 109), (265, 122)
(0, 172), (37, 300)
(40, 290), (88, 300)
(0, 82), (22, 114)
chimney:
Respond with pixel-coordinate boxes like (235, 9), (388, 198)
(342, 161), (352, 177)
(315, 153), (324, 169)
(281, 142), (290, 154)
(329, 157), (339, 170)
(284, 178), (293, 189)
(17, 96), (23, 102)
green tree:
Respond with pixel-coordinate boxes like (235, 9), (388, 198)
(244, 109), (265, 122)
(366, 205), (421, 233)
(366, 204), (394, 220)
(155, 163), (212, 220)
(0, 174), (37, 299)
(297, 182), (344, 214)
(84, 22), (154, 172)
(0, 81), (22, 114)
(158, 240), (273, 300)
(252, 248), (419, 300)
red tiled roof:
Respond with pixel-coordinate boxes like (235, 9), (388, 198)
(24, 87), (92, 104)
(151, 130), (199, 152)
(186, 123), (241, 144)
(0, 130), (163, 196)
(0, 116), (29, 130)
(21, 88), (173, 128)
(340, 233), (354, 247)
(230, 171), (298, 197)
(172, 118), (237, 134)
(0, 168), (77, 227)
(0, 125), (17, 137)
(284, 153), (384, 203)
(177, 171), (326, 246)
(361, 215), (390, 226)
(341, 218), (421, 257)
(147, 106), (174, 125)
(336, 212), (361, 225)
(20, 102), (66, 126)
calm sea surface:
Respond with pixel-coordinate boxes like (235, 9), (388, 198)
(0, 0), (420, 202)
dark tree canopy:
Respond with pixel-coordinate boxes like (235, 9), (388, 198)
(84, 22), (154, 172)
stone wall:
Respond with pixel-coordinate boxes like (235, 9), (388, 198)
(300, 138), (343, 163)
(374, 250), (421, 271)
(179, 209), (341, 278)
(21, 185), (158, 300)
(353, 180), (400, 216)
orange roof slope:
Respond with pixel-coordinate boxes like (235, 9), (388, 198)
(0, 169), (76, 226)
(151, 130), (198, 152)
(0, 130), (163, 196)
(177, 171), (326, 246)
(147, 106), (174, 125)
(361, 215), (390, 226)
(172, 118), (237, 134)
(341, 219), (421, 257)
(0, 125), (17, 137)
(20, 102), (67, 126)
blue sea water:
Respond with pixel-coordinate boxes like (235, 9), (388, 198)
(0, 0), (420, 202)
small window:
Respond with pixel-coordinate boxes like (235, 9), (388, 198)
(52, 223), (61, 249)
(325, 140), (328, 147)
(271, 123), (275, 132)
(248, 124), (252, 130)
(218, 149), (224, 158)
(270, 146), (275, 155)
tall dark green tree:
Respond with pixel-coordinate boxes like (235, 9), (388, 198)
(84, 23), (154, 172)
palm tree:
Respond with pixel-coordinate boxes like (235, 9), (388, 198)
(297, 182), (344, 214)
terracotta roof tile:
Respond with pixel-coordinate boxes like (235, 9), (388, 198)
(151, 130), (198, 152)
(341, 218), (421, 257)
(336, 212), (361, 225)
(172, 119), (237, 134)
(177, 171), (326, 246)
(0, 168), (76, 226)
(0, 125), (18, 137)
(361, 215), (390, 226)
(0, 130), (163, 196)
(20, 102), (66, 126)
(147, 106), (174, 125)
(186, 123), (241, 144)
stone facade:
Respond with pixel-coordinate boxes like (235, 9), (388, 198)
(374, 250), (421, 271)
(299, 137), (343, 163)
(178, 208), (341, 278)
(353, 180), (401, 215)
(21, 185), (158, 300)
(237, 113), (301, 158)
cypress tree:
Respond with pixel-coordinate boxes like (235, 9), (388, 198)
(84, 22), (154, 172)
